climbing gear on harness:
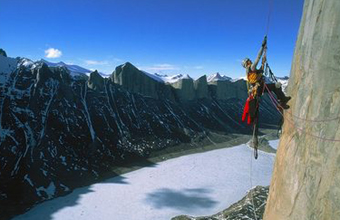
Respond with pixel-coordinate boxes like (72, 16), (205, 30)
(242, 95), (258, 124)
(248, 70), (263, 84)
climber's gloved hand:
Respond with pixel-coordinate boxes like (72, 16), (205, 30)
(262, 35), (267, 47)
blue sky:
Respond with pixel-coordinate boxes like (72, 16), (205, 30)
(0, 0), (304, 78)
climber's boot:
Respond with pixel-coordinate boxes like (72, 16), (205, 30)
(279, 101), (290, 109)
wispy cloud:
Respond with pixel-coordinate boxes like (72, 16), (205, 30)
(194, 66), (204, 69)
(113, 58), (123, 62)
(45, 48), (62, 58)
(84, 60), (109, 65)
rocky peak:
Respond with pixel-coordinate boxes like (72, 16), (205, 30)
(34, 63), (53, 87)
(171, 77), (196, 101)
(88, 70), (104, 91)
(207, 72), (231, 82)
(112, 62), (161, 99)
(194, 75), (209, 99)
(0, 48), (7, 57)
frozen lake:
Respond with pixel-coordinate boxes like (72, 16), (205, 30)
(14, 142), (277, 220)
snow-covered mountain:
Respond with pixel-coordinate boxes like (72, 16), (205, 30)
(207, 72), (232, 82)
(155, 73), (192, 84)
(40, 59), (92, 77)
(140, 71), (192, 84)
(0, 51), (283, 219)
(40, 59), (110, 78)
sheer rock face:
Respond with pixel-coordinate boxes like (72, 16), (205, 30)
(264, 1), (340, 220)
(171, 78), (196, 101)
(88, 70), (104, 91)
(208, 79), (247, 100)
(112, 62), (163, 99)
(194, 75), (209, 99)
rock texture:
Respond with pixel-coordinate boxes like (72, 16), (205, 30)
(264, 0), (340, 219)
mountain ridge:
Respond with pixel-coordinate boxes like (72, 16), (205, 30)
(0, 52), (282, 219)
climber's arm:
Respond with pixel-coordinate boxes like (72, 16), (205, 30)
(251, 36), (267, 71)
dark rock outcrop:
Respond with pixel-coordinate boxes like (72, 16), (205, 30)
(88, 70), (104, 91)
(0, 48), (7, 57)
(264, 0), (340, 219)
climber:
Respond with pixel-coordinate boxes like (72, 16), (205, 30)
(241, 36), (291, 109)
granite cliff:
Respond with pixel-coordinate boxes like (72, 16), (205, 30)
(264, 0), (340, 219)
(112, 62), (175, 100)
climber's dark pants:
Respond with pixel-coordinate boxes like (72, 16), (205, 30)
(257, 82), (286, 101)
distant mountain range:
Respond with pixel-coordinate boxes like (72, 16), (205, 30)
(8, 56), (289, 88)
(0, 51), (285, 219)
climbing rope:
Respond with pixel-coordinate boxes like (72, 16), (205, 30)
(286, 111), (340, 123)
(264, 84), (340, 142)
(265, 0), (274, 35)
(249, 144), (258, 220)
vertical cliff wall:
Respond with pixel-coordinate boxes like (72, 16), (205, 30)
(264, 0), (340, 219)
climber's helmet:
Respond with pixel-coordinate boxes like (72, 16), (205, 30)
(241, 58), (251, 68)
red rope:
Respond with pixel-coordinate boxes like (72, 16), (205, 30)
(286, 110), (340, 123)
(263, 83), (340, 122)
(264, 84), (340, 142)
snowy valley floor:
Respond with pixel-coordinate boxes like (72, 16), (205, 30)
(13, 138), (279, 220)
